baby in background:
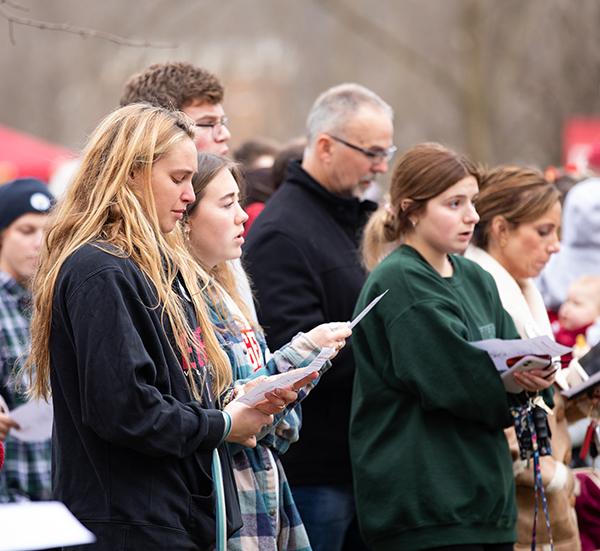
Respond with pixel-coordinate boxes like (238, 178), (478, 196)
(553, 275), (600, 358)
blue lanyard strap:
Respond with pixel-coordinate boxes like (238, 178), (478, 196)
(211, 448), (227, 551)
(526, 407), (553, 551)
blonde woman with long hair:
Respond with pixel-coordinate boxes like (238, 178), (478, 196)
(24, 104), (277, 551)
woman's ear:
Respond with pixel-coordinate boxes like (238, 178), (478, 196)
(129, 165), (142, 187)
(400, 199), (414, 213)
(401, 199), (419, 227)
(491, 215), (509, 243)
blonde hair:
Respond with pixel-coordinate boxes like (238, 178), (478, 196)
(185, 153), (257, 329)
(362, 142), (480, 271)
(26, 104), (232, 401)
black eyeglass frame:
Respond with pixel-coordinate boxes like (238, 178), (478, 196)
(328, 135), (397, 165)
(195, 117), (229, 137)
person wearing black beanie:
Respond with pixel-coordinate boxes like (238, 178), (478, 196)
(0, 177), (54, 233)
(0, 177), (54, 502)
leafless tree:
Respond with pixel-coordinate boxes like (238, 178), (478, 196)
(0, 0), (177, 47)
(2, 0), (600, 173)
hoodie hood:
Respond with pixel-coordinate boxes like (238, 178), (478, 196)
(561, 178), (600, 247)
(536, 178), (600, 311)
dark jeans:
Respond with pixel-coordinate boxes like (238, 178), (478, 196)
(291, 483), (370, 551)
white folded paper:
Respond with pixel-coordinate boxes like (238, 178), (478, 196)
(470, 335), (571, 373)
(235, 347), (335, 407)
(9, 398), (53, 442)
(0, 501), (96, 550)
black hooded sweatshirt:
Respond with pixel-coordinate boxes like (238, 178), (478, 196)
(49, 243), (241, 551)
(243, 160), (377, 485)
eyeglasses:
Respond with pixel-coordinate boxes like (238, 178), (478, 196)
(329, 135), (397, 165)
(195, 117), (229, 138)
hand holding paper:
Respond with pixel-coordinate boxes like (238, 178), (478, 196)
(236, 347), (336, 408)
(235, 291), (390, 409)
(250, 370), (319, 415)
(8, 398), (53, 442)
(0, 411), (20, 441)
(470, 336), (570, 393)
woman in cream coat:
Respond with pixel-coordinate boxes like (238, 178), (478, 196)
(465, 165), (580, 551)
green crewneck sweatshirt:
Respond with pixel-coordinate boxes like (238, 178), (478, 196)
(350, 245), (521, 551)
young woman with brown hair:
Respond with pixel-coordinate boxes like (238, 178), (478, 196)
(183, 152), (352, 551)
(350, 143), (554, 551)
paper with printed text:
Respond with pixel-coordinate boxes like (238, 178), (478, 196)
(470, 335), (571, 372)
(235, 347), (335, 407)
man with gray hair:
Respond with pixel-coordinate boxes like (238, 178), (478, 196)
(244, 84), (395, 551)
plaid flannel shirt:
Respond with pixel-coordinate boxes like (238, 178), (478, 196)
(209, 286), (329, 551)
(0, 271), (51, 502)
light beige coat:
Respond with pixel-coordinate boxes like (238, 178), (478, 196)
(465, 245), (580, 551)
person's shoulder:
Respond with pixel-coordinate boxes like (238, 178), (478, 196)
(453, 253), (498, 287)
(373, 246), (431, 281)
(367, 248), (482, 310)
(0, 277), (13, 312)
(56, 244), (153, 307)
(0, 271), (16, 299)
(362, 248), (433, 310)
(63, 243), (129, 271)
(244, 182), (315, 246)
(254, 181), (313, 220)
(59, 243), (141, 289)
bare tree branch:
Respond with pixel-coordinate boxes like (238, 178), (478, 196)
(2, 0), (28, 13)
(8, 17), (14, 44)
(310, 0), (464, 99)
(0, 3), (178, 48)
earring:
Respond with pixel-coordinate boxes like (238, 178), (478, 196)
(410, 219), (417, 228)
(500, 238), (507, 248)
(184, 225), (191, 241)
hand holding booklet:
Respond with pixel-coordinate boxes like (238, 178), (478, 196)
(236, 289), (389, 407)
(235, 347), (335, 407)
(470, 335), (571, 393)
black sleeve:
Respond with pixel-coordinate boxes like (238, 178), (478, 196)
(244, 231), (326, 350)
(58, 266), (225, 458)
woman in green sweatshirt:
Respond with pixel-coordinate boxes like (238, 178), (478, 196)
(349, 143), (555, 551)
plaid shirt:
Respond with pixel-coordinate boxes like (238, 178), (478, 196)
(209, 285), (328, 551)
(0, 271), (51, 502)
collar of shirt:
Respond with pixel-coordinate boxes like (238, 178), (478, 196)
(0, 271), (30, 312)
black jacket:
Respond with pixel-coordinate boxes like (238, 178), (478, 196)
(49, 244), (241, 551)
(243, 160), (377, 485)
